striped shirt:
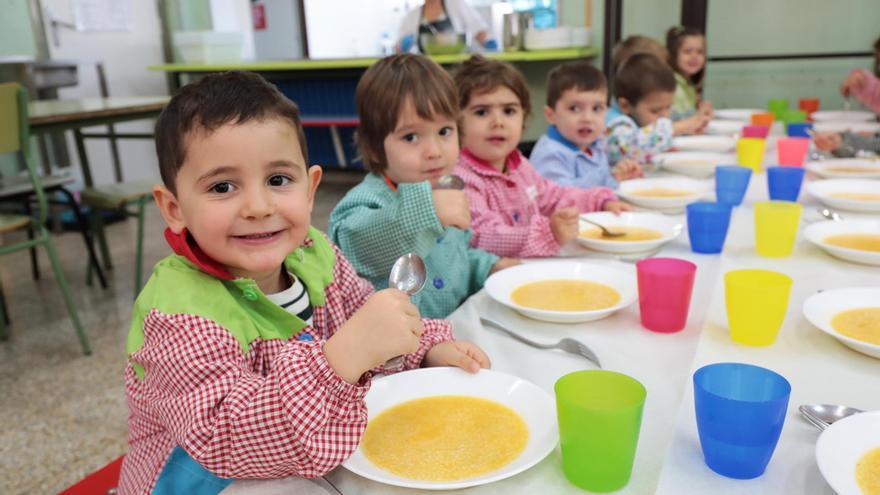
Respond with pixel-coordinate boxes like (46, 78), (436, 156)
(265, 273), (313, 324)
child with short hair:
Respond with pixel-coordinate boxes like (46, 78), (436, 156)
(453, 55), (630, 259)
(839, 34), (880, 113)
(666, 25), (714, 121)
(529, 60), (641, 190)
(121, 71), (488, 494)
(329, 54), (517, 319)
(606, 53), (682, 165)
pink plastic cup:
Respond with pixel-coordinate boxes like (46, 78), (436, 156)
(636, 258), (697, 333)
(776, 137), (810, 166)
(742, 125), (770, 139)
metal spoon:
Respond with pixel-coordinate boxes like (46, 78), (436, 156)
(385, 253), (428, 369)
(434, 174), (465, 190)
(480, 317), (601, 368)
(799, 404), (864, 431)
(818, 208), (843, 222)
(581, 217), (625, 237)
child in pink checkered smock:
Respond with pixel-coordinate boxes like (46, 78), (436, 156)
(453, 55), (632, 259)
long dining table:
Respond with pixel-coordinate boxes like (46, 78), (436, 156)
(327, 153), (880, 494)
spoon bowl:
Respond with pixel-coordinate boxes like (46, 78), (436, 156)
(434, 174), (465, 191)
(581, 217), (625, 237)
(385, 253), (427, 369)
(799, 404), (864, 431)
(817, 208), (843, 222)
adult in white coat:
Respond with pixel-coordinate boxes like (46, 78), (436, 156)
(397, 0), (494, 53)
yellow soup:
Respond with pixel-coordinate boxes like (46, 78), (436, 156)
(580, 226), (663, 242)
(857, 447), (880, 495)
(831, 307), (880, 345)
(630, 187), (694, 197)
(824, 234), (880, 252)
(361, 396), (528, 481)
(827, 166), (877, 173)
(511, 279), (621, 312)
(830, 192), (880, 201)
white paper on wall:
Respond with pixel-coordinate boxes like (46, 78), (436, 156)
(72, 0), (132, 32)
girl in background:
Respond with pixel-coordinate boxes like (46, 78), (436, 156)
(666, 26), (713, 122)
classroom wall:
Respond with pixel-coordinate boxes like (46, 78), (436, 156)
(0, 0), (38, 59)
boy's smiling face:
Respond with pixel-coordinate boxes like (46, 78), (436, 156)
(544, 88), (607, 150)
(154, 118), (321, 287)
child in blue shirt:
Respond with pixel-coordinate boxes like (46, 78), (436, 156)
(530, 61), (642, 189)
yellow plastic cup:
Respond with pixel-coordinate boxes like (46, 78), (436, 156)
(725, 269), (793, 346)
(754, 200), (803, 257)
(737, 138), (766, 172)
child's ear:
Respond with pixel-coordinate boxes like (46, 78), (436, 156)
(543, 105), (556, 125)
(153, 185), (186, 234)
(617, 97), (632, 115)
(306, 165), (323, 212)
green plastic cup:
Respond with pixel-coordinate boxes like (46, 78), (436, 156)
(555, 370), (647, 492)
(782, 109), (807, 125)
(767, 98), (789, 120)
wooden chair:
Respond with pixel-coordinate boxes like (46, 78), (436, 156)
(0, 83), (90, 354)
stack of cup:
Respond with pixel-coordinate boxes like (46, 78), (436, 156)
(555, 370), (646, 492)
(754, 200), (803, 257)
(693, 363), (791, 479)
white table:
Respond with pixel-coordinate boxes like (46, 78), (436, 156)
(328, 165), (880, 494)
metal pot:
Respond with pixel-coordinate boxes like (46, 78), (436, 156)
(502, 12), (534, 52)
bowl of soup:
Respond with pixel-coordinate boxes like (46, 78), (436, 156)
(807, 179), (880, 213)
(806, 158), (880, 180)
(816, 411), (880, 495)
(671, 135), (736, 152)
(813, 121), (880, 134)
(577, 211), (684, 254)
(618, 176), (711, 214)
(652, 151), (734, 178)
(705, 120), (744, 135)
(805, 220), (880, 266)
(803, 287), (880, 359)
(484, 261), (637, 323)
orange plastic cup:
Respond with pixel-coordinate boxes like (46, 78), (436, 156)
(750, 112), (775, 127)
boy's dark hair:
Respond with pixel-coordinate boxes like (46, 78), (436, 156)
(612, 35), (669, 73)
(355, 54), (459, 174)
(454, 55), (531, 119)
(666, 25), (706, 94)
(614, 52), (676, 105)
(154, 71), (307, 194)
(873, 35), (880, 78)
(545, 61), (607, 108)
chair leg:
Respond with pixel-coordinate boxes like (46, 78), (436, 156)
(58, 188), (108, 289)
(0, 281), (8, 339)
(41, 229), (91, 355)
(91, 209), (114, 271)
(24, 200), (40, 280)
(134, 198), (147, 296)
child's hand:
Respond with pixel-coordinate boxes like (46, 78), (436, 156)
(549, 207), (580, 245)
(603, 200), (633, 215)
(490, 257), (520, 274)
(433, 190), (472, 230)
(841, 69), (867, 97)
(612, 159), (644, 181)
(813, 132), (843, 151)
(698, 99), (714, 118)
(324, 288), (423, 383)
(673, 113), (708, 136)
(423, 340), (491, 373)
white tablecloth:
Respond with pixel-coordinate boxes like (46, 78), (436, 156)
(328, 162), (880, 494)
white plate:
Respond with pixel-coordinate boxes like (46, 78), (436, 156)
(811, 110), (876, 122)
(813, 121), (880, 134)
(714, 108), (762, 121)
(705, 120), (743, 135)
(805, 159), (880, 179)
(807, 179), (880, 212)
(672, 135), (736, 152)
(484, 261), (637, 323)
(577, 211), (683, 254)
(617, 176), (711, 213)
(342, 368), (558, 490)
(804, 220), (880, 266)
(816, 411), (880, 495)
(652, 151), (734, 178)
(803, 287), (880, 359)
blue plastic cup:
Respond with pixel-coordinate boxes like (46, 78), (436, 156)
(786, 122), (813, 138)
(767, 166), (806, 202)
(715, 165), (752, 206)
(686, 202), (733, 254)
(693, 363), (791, 479)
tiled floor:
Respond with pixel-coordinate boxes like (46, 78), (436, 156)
(0, 169), (365, 494)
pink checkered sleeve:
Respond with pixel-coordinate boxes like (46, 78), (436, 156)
(465, 183), (561, 258)
(532, 165), (618, 215)
(129, 310), (370, 481)
(324, 239), (456, 374)
(852, 68), (880, 114)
